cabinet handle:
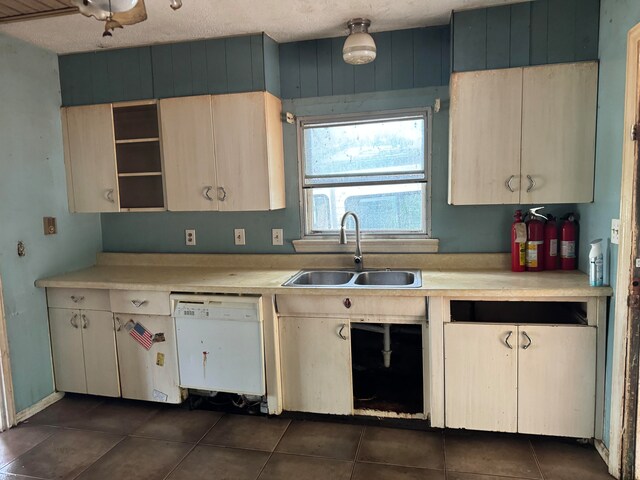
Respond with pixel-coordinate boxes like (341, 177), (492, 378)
(504, 330), (513, 349)
(526, 175), (536, 193)
(203, 186), (214, 201)
(70, 295), (84, 303)
(505, 175), (515, 193)
(115, 316), (123, 332)
(131, 299), (148, 308)
(105, 189), (115, 203)
(522, 331), (532, 349)
(217, 186), (227, 201)
(338, 324), (348, 340)
(70, 314), (79, 329)
(81, 314), (88, 329)
(343, 298), (352, 309)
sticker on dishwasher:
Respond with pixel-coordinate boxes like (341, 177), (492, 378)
(156, 352), (165, 367)
(152, 389), (168, 402)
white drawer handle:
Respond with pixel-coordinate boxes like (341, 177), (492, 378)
(131, 299), (148, 308)
(70, 314), (79, 329)
(70, 295), (85, 303)
(81, 314), (88, 329)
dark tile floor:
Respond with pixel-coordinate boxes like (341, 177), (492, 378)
(0, 394), (614, 480)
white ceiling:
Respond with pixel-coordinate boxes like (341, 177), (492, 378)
(0, 0), (525, 54)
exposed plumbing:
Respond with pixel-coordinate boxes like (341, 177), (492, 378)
(351, 323), (422, 368)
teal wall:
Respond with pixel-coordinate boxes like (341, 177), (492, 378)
(575, 0), (640, 448)
(452, 0), (600, 72)
(58, 33), (279, 106)
(0, 34), (102, 412)
(101, 86), (574, 253)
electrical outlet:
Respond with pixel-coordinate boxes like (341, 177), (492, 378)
(234, 228), (246, 246)
(185, 229), (196, 246)
(272, 228), (284, 246)
(611, 219), (620, 245)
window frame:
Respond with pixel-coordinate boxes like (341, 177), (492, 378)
(297, 107), (433, 239)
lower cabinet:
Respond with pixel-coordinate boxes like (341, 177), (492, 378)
(279, 316), (352, 415)
(114, 313), (182, 404)
(49, 308), (120, 397)
(444, 323), (596, 438)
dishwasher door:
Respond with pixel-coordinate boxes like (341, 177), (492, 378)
(174, 295), (265, 396)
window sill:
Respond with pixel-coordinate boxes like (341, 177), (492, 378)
(292, 238), (439, 253)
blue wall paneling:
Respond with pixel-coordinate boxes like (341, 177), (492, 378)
(59, 33), (279, 106)
(452, 0), (600, 72)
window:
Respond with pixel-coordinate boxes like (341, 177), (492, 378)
(299, 110), (430, 237)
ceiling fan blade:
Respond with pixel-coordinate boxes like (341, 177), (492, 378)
(111, 0), (147, 26)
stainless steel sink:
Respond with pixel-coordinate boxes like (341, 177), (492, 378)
(283, 269), (421, 288)
(284, 270), (355, 286)
(353, 270), (418, 287)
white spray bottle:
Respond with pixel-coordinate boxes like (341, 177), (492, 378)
(589, 239), (603, 287)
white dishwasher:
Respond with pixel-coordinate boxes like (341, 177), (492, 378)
(172, 294), (265, 396)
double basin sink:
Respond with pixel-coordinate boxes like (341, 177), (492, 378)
(283, 269), (422, 288)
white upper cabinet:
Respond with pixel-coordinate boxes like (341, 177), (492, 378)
(160, 95), (219, 212)
(62, 104), (119, 213)
(520, 62), (598, 204)
(212, 92), (286, 211)
(449, 61), (598, 205)
(449, 68), (523, 205)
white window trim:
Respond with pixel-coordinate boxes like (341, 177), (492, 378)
(296, 108), (434, 245)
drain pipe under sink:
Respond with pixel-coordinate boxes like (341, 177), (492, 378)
(351, 323), (393, 368)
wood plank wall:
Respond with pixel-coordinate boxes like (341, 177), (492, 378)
(59, 34), (277, 106)
(279, 26), (450, 99)
(452, 0), (600, 72)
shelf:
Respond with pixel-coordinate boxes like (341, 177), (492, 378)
(115, 138), (160, 144)
(118, 172), (162, 178)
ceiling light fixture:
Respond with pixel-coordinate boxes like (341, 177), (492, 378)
(343, 18), (376, 65)
(71, 0), (182, 37)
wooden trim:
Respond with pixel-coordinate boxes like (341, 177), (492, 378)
(0, 8), (77, 24)
(15, 392), (63, 424)
(293, 238), (440, 253)
(428, 297), (446, 427)
(593, 297), (607, 441)
(112, 99), (157, 108)
(0, 277), (16, 430)
(610, 20), (640, 480)
(596, 438), (610, 466)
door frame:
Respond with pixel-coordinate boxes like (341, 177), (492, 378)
(0, 276), (16, 431)
(609, 21), (640, 479)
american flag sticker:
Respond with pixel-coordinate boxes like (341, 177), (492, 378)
(130, 322), (153, 350)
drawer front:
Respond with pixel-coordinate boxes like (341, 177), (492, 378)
(110, 290), (171, 316)
(47, 288), (110, 311)
(276, 295), (426, 318)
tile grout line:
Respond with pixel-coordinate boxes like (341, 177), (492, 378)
(68, 433), (129, 480)
(0, 426), (60, 472)
(160, 411), (227, 480)
(442, 430), (448, 480)
(528, 438), (546, 480)
(254, 418), (293, 480)
(349, 425), (367, 479)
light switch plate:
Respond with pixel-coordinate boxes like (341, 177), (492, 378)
(272, 228), (284, 246)
(611, 219), (620, 245)
(185, 229), (196, 246)
(234, 228), (246, 246)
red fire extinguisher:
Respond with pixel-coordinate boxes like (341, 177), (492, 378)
(511, 210), (526, 272)
(544, 214), (558, 271)
(526, 207), (546, 272)
(560, 214), (578, 270)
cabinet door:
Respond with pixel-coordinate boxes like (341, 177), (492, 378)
(449, 68), (523, 205)
(80, 310), (120, 397)
(521, 62), (598, 204)
(48, 308), (86, 394)
(115, 314), (181, 403)
(518, 325), (596, 437)
(211, 92), (273, 211)
(279, 316), (352, 415)
(444, 323), (517, 432)
(62, 105), (119, 213)
(160, 96), (219, 212)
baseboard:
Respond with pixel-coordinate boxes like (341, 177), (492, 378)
(15, 392), (64, 423)
(595, 438), (610, 465)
